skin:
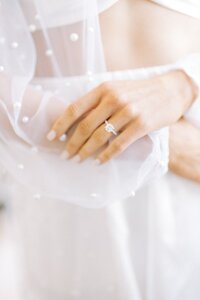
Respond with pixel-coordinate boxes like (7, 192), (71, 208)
(169, 118), (200, 183)
(47, 71), (196, 163)
(46, 0), (200, 182)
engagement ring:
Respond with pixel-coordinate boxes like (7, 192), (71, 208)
(104, 120), (118, 135)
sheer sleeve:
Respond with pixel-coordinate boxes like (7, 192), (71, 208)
(175, 53), (200, 127)
(0, 0), (169, 208)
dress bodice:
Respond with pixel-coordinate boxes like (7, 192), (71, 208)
(150, 0), (200, 19)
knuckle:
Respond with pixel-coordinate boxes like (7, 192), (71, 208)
(67, 103), (79, 119)
(122, 105), (135, 119)
(102, 152), (111, 161)
(105, 92), (125, 108)
(105, 94), (118, 107)
(112, 141), (124, 153)
(54, 119), (64, 131)
(66, 141), (77, 152)
(92, 131), (106, 144)
(136, 115), (148, 132)
(77, 120), (91, 136)
(100, 82), (125, 107)
(79, 147), (90, 158)
(100, 81), (113, 92)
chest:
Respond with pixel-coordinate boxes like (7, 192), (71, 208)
(99, 0), (200, 70)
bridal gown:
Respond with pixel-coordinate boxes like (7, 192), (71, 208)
(0, 1), (200, 300)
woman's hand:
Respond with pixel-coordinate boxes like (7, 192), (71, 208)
(169, 118), (200, 183)
(47, 70), (197, 164)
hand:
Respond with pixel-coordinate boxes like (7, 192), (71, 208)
(47, 70), (197, 164)
(169, 118), (200, 183)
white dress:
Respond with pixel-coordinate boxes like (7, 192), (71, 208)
(0, 1), (200, 299)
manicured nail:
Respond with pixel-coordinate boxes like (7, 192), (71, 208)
(47, 130), (56, 141)
(60, 150), (69, 160)
(59, 134), (67, 142)
(72, 155), (81, 163)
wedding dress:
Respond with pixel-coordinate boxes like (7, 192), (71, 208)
(0, 0), (200, 299)
(151, 0), (200, 19)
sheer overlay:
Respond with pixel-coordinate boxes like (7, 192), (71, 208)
(0, 0), (170, 207)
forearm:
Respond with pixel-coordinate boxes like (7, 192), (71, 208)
(169, 118), (200, 184)
(166, 53), (200, 184)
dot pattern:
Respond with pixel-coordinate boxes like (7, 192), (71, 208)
(69, 33), (79, 42)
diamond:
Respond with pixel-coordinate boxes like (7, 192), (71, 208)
(104, 121), (117, 135)
(59, 134), (67, 142)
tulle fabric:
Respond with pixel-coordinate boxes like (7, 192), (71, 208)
(5, 162), (200, 300)
(0, 0), (170, 208)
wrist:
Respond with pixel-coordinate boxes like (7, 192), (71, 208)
(178, 69), (199, 104)
(169, 118), (200, 183)
(161, 69), (199, 113)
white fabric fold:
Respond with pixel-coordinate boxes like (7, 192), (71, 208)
(0, 0), (170, 208)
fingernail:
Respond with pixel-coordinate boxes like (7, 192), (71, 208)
(94, 159), (101, 165)
(47, 130), (56, 141)
(59, 134), (67, 142)
(72, 155), (81, 163)
(60, 150), (69, 160)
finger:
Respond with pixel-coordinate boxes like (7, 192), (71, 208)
(96, 119), (148, 163)
(64, 95), (122, 157)
(77, 105), (134, 160)
(46, 85), (104, 141)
